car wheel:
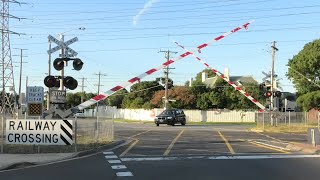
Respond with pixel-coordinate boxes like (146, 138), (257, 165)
(181, 122), (186, 126)
(171, 122), (175, 126)
(156, 123), (159, 126)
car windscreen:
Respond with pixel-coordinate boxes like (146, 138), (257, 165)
(159, 110), (174, 115)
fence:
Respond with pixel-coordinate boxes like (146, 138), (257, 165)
(0, 115), (114, 154)
(89, 106), (256, 122)
(255, 111), (320, 130)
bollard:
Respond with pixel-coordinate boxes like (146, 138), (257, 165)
(289, 111), (291, 133)
(307, 128), (319, 147)
(311, 129), (315, 147)
(262, 112), (265, 130)
(74, 117), (78, 152)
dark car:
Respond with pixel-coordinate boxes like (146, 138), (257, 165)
(154, 109), (186, 126)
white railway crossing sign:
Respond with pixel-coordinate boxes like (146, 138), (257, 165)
(262, 71), (277, 81)
(6, 119), (73, 145)
(47, 35), (78, 57)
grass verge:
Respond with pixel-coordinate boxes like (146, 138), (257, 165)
(251, 124), (319, 133)
(114, 119), (153, 124)
(187, 121), (257, 125)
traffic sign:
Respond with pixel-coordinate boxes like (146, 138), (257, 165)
(28, 103), (42, 116)
(26, 86), (44, 103)
(5, 119), (73, 145)
(47, 35), (78, 56)
(50, 90), (66, 104)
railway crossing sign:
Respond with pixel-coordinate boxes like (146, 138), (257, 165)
(6, 119), (73, 145)
(262, 71), (277, 81)
(47, 35), (78, 57)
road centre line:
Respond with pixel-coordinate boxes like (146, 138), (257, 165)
(129, 130), (151, 139)
(120, 139), (139, 157)
(119, 130), (151, 157)
(218, 131), (235, 154)
(246, 140), (290, 154)
(163, 130), (185, 156)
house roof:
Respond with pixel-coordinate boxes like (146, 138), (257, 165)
(203, 76), (257, 88)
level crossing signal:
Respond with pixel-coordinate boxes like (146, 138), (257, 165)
(44, 57), (83, 90)
(53, 58), (83, 71)
(44, 75), (78, 90)
(259, 83), (282, 98)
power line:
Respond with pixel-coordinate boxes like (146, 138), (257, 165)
(11, 9), (320, 28)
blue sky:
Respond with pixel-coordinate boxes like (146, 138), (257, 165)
(8, 0), (320, 95)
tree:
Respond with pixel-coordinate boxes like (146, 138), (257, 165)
(66, 92), (82, 109)
(287, 39), (320, 94)
(151, 86), (196, 109)
(296, 91), (320, 111)
(122, 80), (164, 109)
(108, 89), (128, 108)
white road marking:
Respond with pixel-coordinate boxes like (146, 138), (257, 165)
(209, 154), (320, 160)
(103, 152), (114, 155)
(105, 155), (118, 159)
(121, 154), (320, 162)
(108, 160), (122, 164)
(249, 140), (291, 151)
(116, 172), (134, 177)
(111, 165), (127, 170)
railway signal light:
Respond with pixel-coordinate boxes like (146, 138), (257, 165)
(73, 58), (83, 71)
(265, 91), (272, 98)
(53, 58), (65, 71)
(63, 76), (78, 90)
(274, 91), (282, 97)
(44, 75), (58, 88)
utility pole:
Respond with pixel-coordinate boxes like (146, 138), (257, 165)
(94, 72), (107, 113)
(47, 39), (52, 110)
(80, 77), (86, 103)
(59, 34), (65, 91)
(159, 49), (177, 109)
(12, 48), (27, 107)
(270, 41), (278, 126)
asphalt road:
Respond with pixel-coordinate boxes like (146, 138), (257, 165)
(1, 122), (319, 180)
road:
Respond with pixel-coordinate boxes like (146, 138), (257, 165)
(1, 122), (319, 180)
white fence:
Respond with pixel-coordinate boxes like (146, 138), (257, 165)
(90, 106), (256, 123)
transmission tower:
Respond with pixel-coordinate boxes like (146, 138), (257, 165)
(0, 0), (24, 116)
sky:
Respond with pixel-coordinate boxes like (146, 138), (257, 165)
(6, 0), (320, 96)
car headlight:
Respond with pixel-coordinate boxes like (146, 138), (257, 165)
(167, 117), (173, 119)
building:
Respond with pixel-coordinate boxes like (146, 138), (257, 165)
(200, 68), (258, 88)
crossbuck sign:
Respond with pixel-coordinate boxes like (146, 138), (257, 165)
(47, 35), (78, 57)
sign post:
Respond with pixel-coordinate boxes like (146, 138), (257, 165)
(26, 86), (44, 117)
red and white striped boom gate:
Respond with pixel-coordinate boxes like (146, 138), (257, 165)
(174, 41), (266, 111)
(59, 21), (258, 118)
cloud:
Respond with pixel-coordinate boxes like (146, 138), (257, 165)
(133, 0), (160, 25)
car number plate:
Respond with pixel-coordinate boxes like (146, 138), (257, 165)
(160, 120), (163, 122)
